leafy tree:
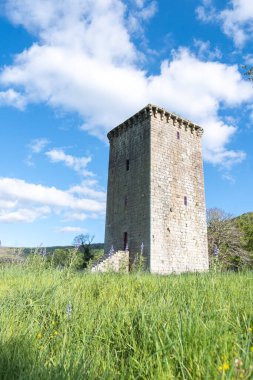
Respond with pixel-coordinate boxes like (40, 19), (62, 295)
(73, 234), (94, 268)
(47, 248), (83, 269)
(207, 208), (251, 270)
(236, 213), (253, 259)
(47, 248), (84, 269)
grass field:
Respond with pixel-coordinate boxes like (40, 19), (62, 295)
(0, 261), (252, 379)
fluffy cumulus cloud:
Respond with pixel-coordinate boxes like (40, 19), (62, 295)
(69, 180), (107, 200)
(0, 207), (51, 223)
(150, 48), (251, 167)
(45, 149), (93, 176)
(196, 0), (253, 48)
(0, 89), (26, 109)
(0, 177), (106, 223)
(0, 0), (253, 167)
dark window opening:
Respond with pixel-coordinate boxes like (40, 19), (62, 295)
(124, 195), (128, 207)
(124, 232), (128, 250)
(126, 159), (130, 171)
(184, 196), (187, 206)
(177, 131), (180, 139)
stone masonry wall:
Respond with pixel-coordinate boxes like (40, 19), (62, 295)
(104, 112), (151, 267)
(91, 251), (129, 273)
(150, 109), (209, 274)
(104, 104), (209, 274)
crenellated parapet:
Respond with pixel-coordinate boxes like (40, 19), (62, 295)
(107, 104), (204, 141)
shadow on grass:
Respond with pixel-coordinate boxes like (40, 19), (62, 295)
(0, 337), (69, 380)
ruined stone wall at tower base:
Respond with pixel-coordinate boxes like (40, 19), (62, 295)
(91, 251), (129, 273)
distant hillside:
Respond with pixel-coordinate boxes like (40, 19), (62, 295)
(0, 243), (104, 262)
(44, 243), (104, 255)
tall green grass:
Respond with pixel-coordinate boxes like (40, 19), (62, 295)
(0, 262), (252, 379)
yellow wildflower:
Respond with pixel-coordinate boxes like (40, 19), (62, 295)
(37, 332), (42, 339)
(250, 346), (253, 353)
(223, 363), (229, 371)
(218, 363), (229, 372)
(54, 331), (58, 336)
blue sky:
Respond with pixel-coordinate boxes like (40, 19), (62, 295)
(0, 0), (253, 247)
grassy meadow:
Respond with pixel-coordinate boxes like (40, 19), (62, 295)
(0, 261), (252, 379)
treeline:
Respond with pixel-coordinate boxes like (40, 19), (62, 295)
(21, 243), (104, 256)
(207, 209), (253, 270)
(25, 236), (104, 270)
(6, 238), (105, 269)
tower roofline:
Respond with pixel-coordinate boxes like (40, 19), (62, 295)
(107, 104), (204, 141)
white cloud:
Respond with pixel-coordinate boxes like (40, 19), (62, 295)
(0, 206), (50, 223)
(243, 54), (253, 65)
(193, 39), (222, 60)
(0, 89), (26, 109)
(139, 1), (157, 21)
(0, 200), (17, 209)
(63, 212), (88, 222)
(222, 172), (236, 184)
(4, 0), (137, 64)
(30, 138), (50, 153)
(58, 226), (86, 233)
(148, 48), (253, 165)
(196, 0), (217, 23)
(69, 181), (106, 200)
(131, 0), (157, 21)
(45, 149), (93, 176)
(0, 0), (253, 167)
(134, 0), (145, 8)
(26, 138), (50, 166)
(196, 0), (253, 48)
(0, 177), (106, 223)
(127, 0), (157, 40)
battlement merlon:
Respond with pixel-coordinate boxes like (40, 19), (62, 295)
(107, 104), (204, 141)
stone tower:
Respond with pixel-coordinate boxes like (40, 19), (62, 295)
(104, 104), (209, 274)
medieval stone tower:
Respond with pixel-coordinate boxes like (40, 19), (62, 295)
(104, 104), (209, 274)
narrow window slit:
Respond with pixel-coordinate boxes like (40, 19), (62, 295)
(124, 232), (128, 250)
